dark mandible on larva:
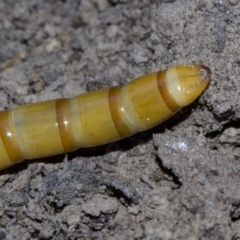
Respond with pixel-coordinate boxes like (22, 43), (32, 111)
(0, 64), (211, 170)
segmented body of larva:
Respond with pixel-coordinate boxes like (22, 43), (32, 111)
(0, 64), (210, 170)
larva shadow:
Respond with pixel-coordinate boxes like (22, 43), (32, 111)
(0, 135), (150, 174)
(68, 131), (153, 159)
(0, 154), (66, 175)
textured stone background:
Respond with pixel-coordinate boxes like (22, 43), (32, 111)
(0, 0), (239, 239)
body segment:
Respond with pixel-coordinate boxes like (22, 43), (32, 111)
(0, 64), (211, 170)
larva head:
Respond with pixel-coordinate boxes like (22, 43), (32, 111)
(165, 64), (211, 107)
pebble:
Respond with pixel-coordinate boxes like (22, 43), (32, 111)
(229, 0), (240, 5)
(82, 196), (118, 217)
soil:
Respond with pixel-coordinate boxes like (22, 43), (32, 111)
(0, 0), (239, 239)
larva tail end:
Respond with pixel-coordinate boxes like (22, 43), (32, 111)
(166, 64), (211, 107)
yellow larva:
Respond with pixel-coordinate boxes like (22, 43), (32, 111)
(0, 64), (210, 170)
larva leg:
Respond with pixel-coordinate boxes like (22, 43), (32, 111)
(0, 64), (211, 170)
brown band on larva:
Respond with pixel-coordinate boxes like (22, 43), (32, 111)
(157, 70), (180, 112)
(56, 99), (78, 151)
(0, 111), (24, 163)
(108, 86), (133, 137)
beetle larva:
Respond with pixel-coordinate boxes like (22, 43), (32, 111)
(0, 64), (210, 170)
